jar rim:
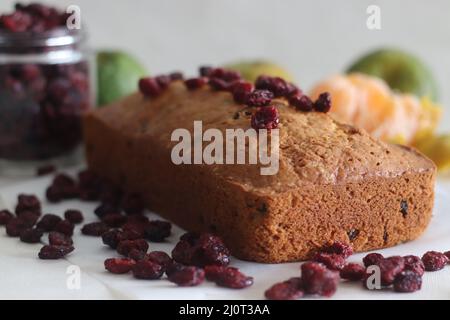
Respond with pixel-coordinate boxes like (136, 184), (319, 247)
(0, 28), (86, 49)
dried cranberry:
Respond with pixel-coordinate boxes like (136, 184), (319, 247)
(144, 220), (171, 242)
(246, 90), (274, 107)
(289, 94), (314, 112)
(265, 278), (304, 300)
(6, 218), (29, 237)
(363, 253), (384, 267)
(146, 251), (173, 270)
(117, 239), (149, 257)
(15, 194), (41, 216)
(166, 261), (185, 277)
(321, 241), (353, 258)
(0, 11), (32, 32)
(301, 262), (339, 297)
(232, 81), (254, 104)
(209, 77), (231, 91)
(155, 75), (171, 89)
(378, 256), (405, 286)
(19, 228), (43, 243)
(77, 170), (102, 201)
(102, 229), (123, 249)
(313, 252), (346, 271)
(94, 203), (120, 219)
(121, 193), (145, 215)
(17, 211), (40, 227)
(64, 209), (83, 224)
(210, 68), (241, 82)
(204, 265), (237, 281)
(0, 210), (13, 225)
(122, 222), (146, 238)
(38, 245), (74, 259)
(46, 174), (78, 202)
(81, 222), (109, 237)
(132, 260), (164, 280)
(403, 255), (425, 276)
(255, 75), (289, 97)
(340, 263), (366, 281)
(36, 214), (62, 232)
(199, 66), (213, 77)
(54, 219), (74, 236)
(128, 249), (147, 261)
(251, 106), (279, 130)
(168, 266), (205, 287)
(314, 92), (332, 113)
(286, 82), (302, 97)
(102, 213), (127, 228)
(211, 267), (253, 289)
(422, 251), (449, 271)
(185, 77), (208, 90)
(104, 258), (136, 274)
(36, 164), (56, 176)
(139, 77), (161, 97)
(393, 270), (422, 293)
(169, 72), (184, 81)
(49, 232), (73, 246)
(444, 251), (450, 261)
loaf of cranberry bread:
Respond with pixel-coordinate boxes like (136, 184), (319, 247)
(83, 80), (436, 263)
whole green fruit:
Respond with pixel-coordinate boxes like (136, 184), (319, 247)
(224, 60), (294, 83)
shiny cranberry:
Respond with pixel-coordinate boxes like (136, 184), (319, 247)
(289, 94), (313, 112)
(314, 92), (332, 113)
(121, 193), (145, 215)
(81, 222), (109, 237)
(94, 203), (120, 219)
(301, 262), (339, 297)
(169, 72), (184, 81)
(132, 260), (164, 280)
(209, 78), (230, 91)
(6, 218), (28, 237)
(313, 253), (346, 271)
(19, 228), (43, 243)
(211, 267), (253, 289)
(46, 174), (78, 202)
(38, 245), (74, 259)
(265, 278), (304, 300)
(155, 75), (171, 88)
(144, 220), (171, 242)
(121, 222), (146, 238)
(0, 210), (14, 225)
(422, 251), (449, 271)
(102, 229), (123, 249)
(393, 270), (422, 293)
(255, 75), (289, 97)
(340, 263), (366, 281)
(117, 239), (149, 257)
(64, 209), (83, 224)
(232, 81), (254, 104)
(168, 266), (205, 287)
(379, 256), (405, 286)
(166, 261), (185, 277)
(102, 213), (127, 228)
(49, 232), (73, 247)
(0, 11), (32, 32)
(18, 211), (40, 227)
(36, 214), (62, 232)
(246, 90), (274, 107)
(403, 255), (425, 276)
(54, 219), (74, 236)
(185, 77), (208, 90)
(146, 251), (173, 270)
(363, 253), (384, 267)
(104, 258), (136, 274)
(321, 241), (353, 258)
(15, 194), (41, 216)
(251, 106), (279, 130)
(286, 82), (302, 97)
(128, 249), (147, 261)
(139, 77), (161, 97)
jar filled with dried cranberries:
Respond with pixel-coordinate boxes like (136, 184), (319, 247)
(0, 3), (93, 174)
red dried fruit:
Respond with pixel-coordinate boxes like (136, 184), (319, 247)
(36, 164), (56, 176)
(340, 263), (366, 281)
(265, 277), (304, 300)
(313, 252), (346, 271)
(6, 218), (29, 237)
(246, 89), (274, 107)
(94, 203), (120, 219)
(363, 253), (384, 267)
(0, 11), (32, 32)
(0, 209), (14, 225)
(122, 222), (146, 238)
(378, 256), (405, 286)
(289, 94), (314, 112)
(121, 193), (145, 215)
(169, 72), (184, 81)
(184, 77), (208, 90)
(166, 261), (185, 277)
(15, 194), (41, 216)
(209, 77), (231, 91)
(168, 266), (205, 287)
(54, 219), (74, 236)
(403, 255), (425, 276)
(102, 213), (127, 228)
(322, 241), (353, 258)
(155, 75), (171, 89)
(445, 251), (450, 261)
(255, 75), (289, 97)
(132, 260), (164, 280)
(393, 270), (422, 293)
(102, 229), (141, 249)
(81, 222), (109, 237)
(204, 265), (238, 281)
(128, 249), (147, 261)
(51, 174), (78, 199)
(209, 68), (241, 82)
(117, 239), (149, 257)
(301, 262), (340, 297)
(36, 214), (62, 232)
(232, 81), (254, 104)
(314, 92), (332, 113)
(422, 251), (449, 271)
(199, 66), (213, 77)
(146, 251), (173, 269)
(139, 77), (161, 97)
(64, 209), (83, 224)
(19, 228), (43, 243)
(77, 170), (102, 201)
(286, 82), (302, 97)
(104, 258), (136, 274)
(144, 220), (171, 242)
(212, 267), (253, 289)
(38, 245), (74, 259)
(49, 232), (73, 246)
(172, 233), (231, 267)
(251, 106), (279, 130)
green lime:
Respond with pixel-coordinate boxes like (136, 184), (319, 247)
(224, 60), (295, 83)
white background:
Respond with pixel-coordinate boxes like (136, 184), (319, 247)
(2, 0), (450, 129)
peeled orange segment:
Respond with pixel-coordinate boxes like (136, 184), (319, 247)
(310, 75), (358, 123)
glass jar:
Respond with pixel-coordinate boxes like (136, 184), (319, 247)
(0, 28), (94, 175)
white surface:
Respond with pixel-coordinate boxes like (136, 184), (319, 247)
(0, 173), (450, 300)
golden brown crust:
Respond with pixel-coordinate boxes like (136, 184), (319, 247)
(83, 82), (436, 263)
